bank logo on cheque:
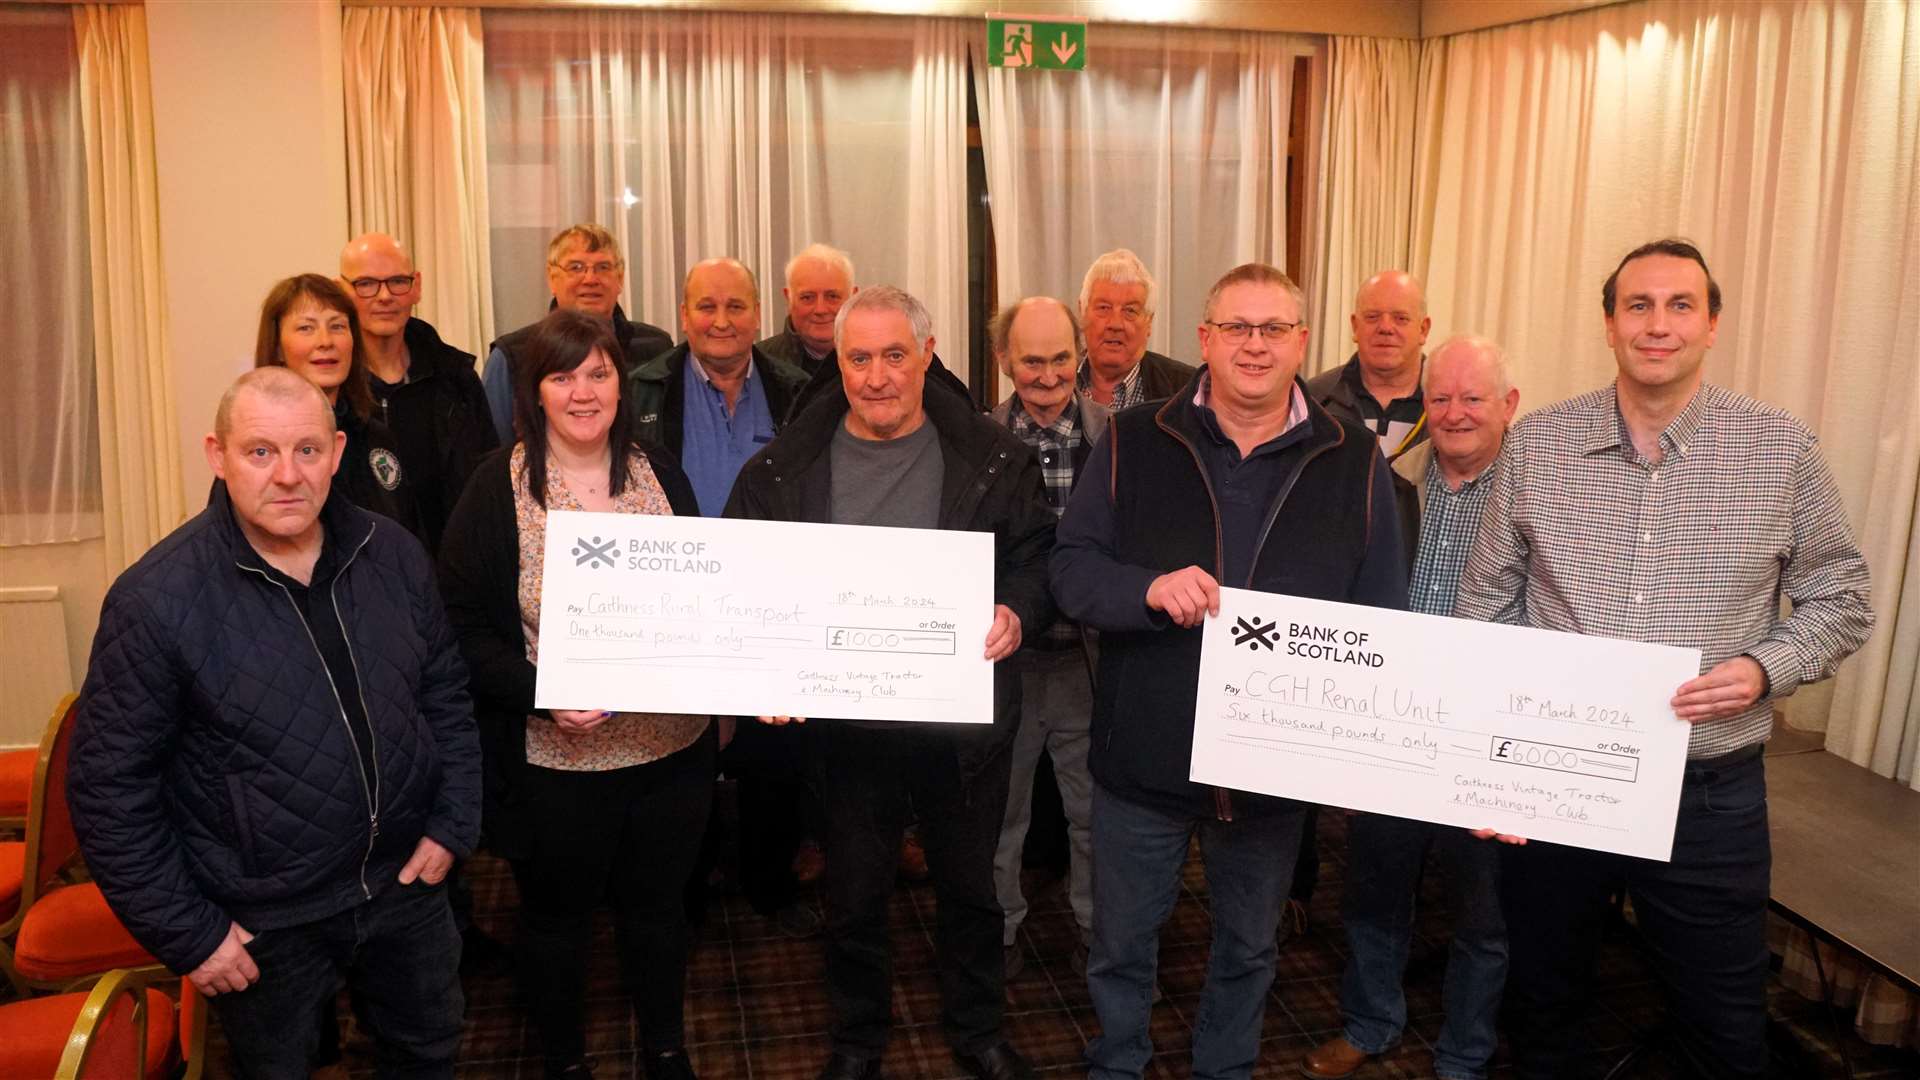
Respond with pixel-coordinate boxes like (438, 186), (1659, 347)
(1232, 616), (1279, 651)
(572, 535), (618, 569)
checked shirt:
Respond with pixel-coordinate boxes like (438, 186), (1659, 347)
(1454, 382), (1873, 759)
(1409, 455), (1497, 618)
(1008, 396), (1085, 646)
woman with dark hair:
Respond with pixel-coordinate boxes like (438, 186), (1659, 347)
(254, 273), (423, 539)
(438, 308), (713, 1080)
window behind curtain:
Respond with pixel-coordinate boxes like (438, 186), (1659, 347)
(0, 4), (100, 545)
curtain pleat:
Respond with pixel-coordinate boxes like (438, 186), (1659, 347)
(75, 3), (181, 571)
(343, 7), (495, 356)
(482, 9), (972, 380)
(973, 23), (1319, 394)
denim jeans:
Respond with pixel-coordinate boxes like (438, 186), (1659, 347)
(1499, 748), (1771, 1079)
(994, 647), (1095, 946)
(1339, 813), (1506, 1079)
(210, 878), (464, 1079)
(815, 724), (1012, 1059)
(1086, 783), (1306, 1080)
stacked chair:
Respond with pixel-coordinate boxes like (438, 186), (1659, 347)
(1, 694), (203, 1078)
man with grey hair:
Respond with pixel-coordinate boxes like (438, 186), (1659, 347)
(1303, 334), (1517, 1080)
(1307, 269), (1432, 462)
(727, 286), (1057, 1080)
(1076, 247), (1196, 409)
(482, 223), (675, 442)
(1054, 263), (1405, 1080)
(757, 242), (858, 375)
(985, 297), (1108, 981)
(69, 366), (480, 1078)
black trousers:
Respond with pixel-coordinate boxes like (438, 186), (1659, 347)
(510, 728), (715, 1068)
(1499, 747), (1772, 1080)
(815, 724), (1011, 1059)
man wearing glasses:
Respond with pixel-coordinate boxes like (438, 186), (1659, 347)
(339, 233), (498, 554)
(1075, 248), (1196, 409)
(1052, 264), (1406, 1080)
(482, 223), (674, 443)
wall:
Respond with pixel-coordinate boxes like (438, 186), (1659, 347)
(147, 0), (352, 508)
(0, 540), (105, 745)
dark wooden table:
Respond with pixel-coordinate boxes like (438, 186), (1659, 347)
(1766, 748), (1920, 992)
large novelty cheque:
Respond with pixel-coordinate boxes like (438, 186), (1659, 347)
(1190, 588), (1701, 860)
(535, 511), (995, 724)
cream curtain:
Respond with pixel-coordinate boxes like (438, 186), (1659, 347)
(0, 5), (99, 547)
(1303, 35), (1421, 376)
(343, 7), (495, 356)
(482, 10), (974, 379)
(974, 25), (1318, 380)
(1405, 0), (1920, 785)
(75, 4), (182, 572)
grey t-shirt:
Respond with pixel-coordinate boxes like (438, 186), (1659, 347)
(830, 418), (943, 529)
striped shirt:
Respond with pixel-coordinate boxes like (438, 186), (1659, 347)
(1454, 382), (1873, 758)
(1409, 454), (1497, 618)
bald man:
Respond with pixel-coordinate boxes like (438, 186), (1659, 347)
(339, 233), (497, 552)
(1306, 270), (1433, 462)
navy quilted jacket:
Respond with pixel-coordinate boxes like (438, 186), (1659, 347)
(67, 484), (481, 974)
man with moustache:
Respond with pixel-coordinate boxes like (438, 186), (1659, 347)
(757, 243), (856, 376)
(1456, 240), (1874, 1078)
(338, 232), (497, 553)
(1303, 336), (1518, 1080)
(1307, 269), (1432, 462)
(1075, 248), (1195, 409)
(67, 367), (480, 1078)
(482, 223), (674, 442)
(985, 297), (1108, 980)
(1052, 264), (1404, 1080)
(727, 287), (1057, 1080)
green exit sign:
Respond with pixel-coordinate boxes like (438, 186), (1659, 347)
(986, 14), (1087, 71)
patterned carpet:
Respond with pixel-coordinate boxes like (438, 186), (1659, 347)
(203, 802), (1919, 1079)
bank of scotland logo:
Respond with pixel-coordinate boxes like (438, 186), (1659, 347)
(1232, 616), (1278, 651)
(572, 536), (617, 569)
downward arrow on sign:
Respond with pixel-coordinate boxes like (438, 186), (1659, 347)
(1051, 33), (1078, 64)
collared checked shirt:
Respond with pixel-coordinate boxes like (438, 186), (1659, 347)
(1409, 455), (1496, 618)
(1077, 358), (1146, 410)
(1009, 396), (1084, 646)
(1455, 383), (1873, 759)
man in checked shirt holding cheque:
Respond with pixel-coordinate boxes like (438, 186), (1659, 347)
(1453, 239), (1874, 1079)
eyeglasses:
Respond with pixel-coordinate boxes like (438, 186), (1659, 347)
(348, 274), (417, 298)
(1206, 320), (1301, 342)
(552, 259), (623, 279)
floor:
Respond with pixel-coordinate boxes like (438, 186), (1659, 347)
(201, 805), (1919, 1080)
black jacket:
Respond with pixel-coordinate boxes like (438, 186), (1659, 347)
(1051, 375), (1406, 819)
(436, 442), (701, 858)
(626, 342), (811, 456)
(722, 381), (1057, 784)
(1133, 349), (1198, 401)
(68, 485), (480, 974)
(755, 319), (832, 377)
(368, 317), (499, 554)
(334, 403), (425, 544)
(1305, 355), (1425, 566)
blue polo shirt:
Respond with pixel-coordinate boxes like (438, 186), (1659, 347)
(681, 354), (776, 516)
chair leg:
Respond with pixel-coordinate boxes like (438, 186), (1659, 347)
(0, 940), (28, 998)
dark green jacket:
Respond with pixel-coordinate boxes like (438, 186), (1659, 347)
(626, 342), (810, 455)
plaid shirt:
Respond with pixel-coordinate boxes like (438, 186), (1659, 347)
(1455, 383), (1873, 758)
(1409, 454), (1497, 618)
(1077, 359), (1147, 410)
(1008, 396), (1085, 646)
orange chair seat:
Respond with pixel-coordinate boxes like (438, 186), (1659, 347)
(0, 985), (177, 1079)
(0, 841), (21, 920)
(14, 882), (159, 981)
(0, 747), (31, 820)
